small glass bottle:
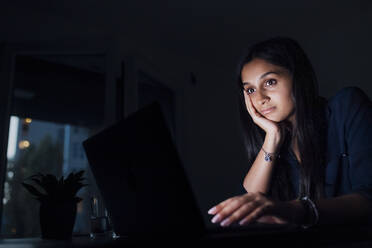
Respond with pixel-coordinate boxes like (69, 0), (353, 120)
(89, 196), (111, 239)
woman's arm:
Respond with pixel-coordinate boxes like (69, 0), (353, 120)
(242, 92), (284, 194)
(312, 193), (371, 225)
(243, 131), (281, 193)
(283, 193), (372, 225)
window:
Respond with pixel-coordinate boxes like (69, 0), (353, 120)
(0, 50), (180, 238)
(2, 117), (98, 237)
(0, 53), (108, 238)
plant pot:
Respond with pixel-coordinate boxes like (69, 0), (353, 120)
(39, 200), (77, 240)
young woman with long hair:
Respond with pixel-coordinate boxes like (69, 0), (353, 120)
(207, 37), (372, 228)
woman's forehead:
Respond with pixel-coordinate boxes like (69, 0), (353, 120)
(241, 59), (289, 83)
(242, 58), (286, 75)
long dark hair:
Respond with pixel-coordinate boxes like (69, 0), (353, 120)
(237, 37), (327, 200)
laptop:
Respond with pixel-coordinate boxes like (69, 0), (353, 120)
(82, 102), (298, 240)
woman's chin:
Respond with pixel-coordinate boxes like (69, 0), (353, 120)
(272, 115), (291, 123)
(267, 116), (280, 122)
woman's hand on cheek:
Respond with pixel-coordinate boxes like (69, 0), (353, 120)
(207, 192), (288, 227)
(244, 91), (281, 136)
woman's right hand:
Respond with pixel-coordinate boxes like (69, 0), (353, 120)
(207, 192), (292, 227)
(244, 91), (281, 136)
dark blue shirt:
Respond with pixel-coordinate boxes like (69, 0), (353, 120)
(281, 87), (372, 201)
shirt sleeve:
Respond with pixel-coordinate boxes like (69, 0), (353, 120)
(334, 87), (372, 201)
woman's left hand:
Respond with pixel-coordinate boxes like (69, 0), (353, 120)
(207, 192), (298, 226)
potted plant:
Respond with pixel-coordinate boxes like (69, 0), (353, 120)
(22, 170), (87, 240)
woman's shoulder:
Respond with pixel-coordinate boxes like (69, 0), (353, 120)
(326, 87), (371, 114)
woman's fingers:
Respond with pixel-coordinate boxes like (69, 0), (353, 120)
(208, 193), (287, 227)
(239, 203), (273, 225)
(243, 90), (281, 135)
(244, 91), (266, 122)
(218, 201), (258, 226)
(208, 194), (292, 227)
(256, 215), (276, 224)
(208, 197), (236, 215)
(244, 91), (258, 117)
(256, 215), (288, 224)
(208, 193), (256, 221)
(208, 193), (265, 226)
(209, 197), (246, 224)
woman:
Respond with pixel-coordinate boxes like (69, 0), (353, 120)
(208, 37), (372, 228)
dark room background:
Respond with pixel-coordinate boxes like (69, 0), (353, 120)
(0, 0), (371, 236)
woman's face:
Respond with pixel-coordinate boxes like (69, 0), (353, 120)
(241, 58), (295, 124)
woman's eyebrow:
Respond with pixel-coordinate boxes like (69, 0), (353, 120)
(242, 70), (281, 86)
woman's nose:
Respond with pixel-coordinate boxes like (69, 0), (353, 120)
(255, 91), (270, 105)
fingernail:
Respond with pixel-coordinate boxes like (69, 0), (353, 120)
(220, 218), (231, 227)
(208, 207), (216, 214)
(211, 214), (221, 223)
(239, 219), (247, 225)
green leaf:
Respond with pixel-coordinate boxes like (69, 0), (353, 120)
(22, 170), (87, 202)
(30, 178), (42, 187)
(65, 172), (74, 183)
(74, 170), (85, 180)
(21, 183), (45, 198)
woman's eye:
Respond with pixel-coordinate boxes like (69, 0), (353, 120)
(245, 88), (255, 94)
(265, 79), (277, 86)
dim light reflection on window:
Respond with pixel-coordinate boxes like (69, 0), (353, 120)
(18, 140), (30, 149)
(7, 116), (19, 160)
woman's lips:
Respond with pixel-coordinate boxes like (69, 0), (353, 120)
(261, 107), (275, 115)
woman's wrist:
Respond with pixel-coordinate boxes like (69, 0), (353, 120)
(263, 132), (282, 154)
(286, 198), (320, 228)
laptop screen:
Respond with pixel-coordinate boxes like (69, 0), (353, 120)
(83, 102), (205, 237)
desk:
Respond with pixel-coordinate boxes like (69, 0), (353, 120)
(1, 225), (371, 248)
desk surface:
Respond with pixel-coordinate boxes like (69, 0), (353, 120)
(0, 225), (371, 248)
